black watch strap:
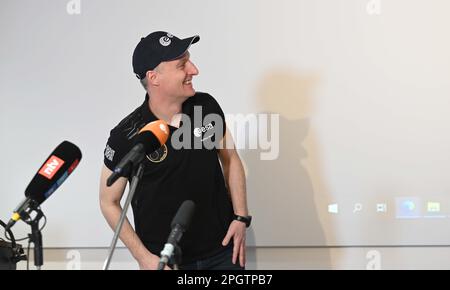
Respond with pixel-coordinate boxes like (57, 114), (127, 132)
(234, 214), (252, 228)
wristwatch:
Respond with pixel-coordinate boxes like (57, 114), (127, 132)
(234, 214), (252, 228)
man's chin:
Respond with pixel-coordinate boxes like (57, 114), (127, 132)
(185, 88), (196, 97)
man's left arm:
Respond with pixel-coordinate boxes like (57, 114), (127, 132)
(218, 127), (248, 267)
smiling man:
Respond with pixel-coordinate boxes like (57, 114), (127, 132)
(99, 31), (251, 270)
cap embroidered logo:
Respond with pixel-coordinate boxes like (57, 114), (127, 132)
(159, 36), (171, 46)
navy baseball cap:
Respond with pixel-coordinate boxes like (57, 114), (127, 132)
(132, 31), (200, 79)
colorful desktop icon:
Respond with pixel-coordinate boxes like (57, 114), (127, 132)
(427, 202), (440, 213)
(376, 203), (387, 213)
(328, 203), (339, 214)
(396, 197), (421, 219)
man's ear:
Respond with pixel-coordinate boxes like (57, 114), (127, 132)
(147, 70), (159, 86)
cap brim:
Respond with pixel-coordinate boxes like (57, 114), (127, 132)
(165, 35), (200, 62)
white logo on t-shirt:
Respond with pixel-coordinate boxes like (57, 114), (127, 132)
(193, 123), (214, 138)
(104, 144), (115, 161)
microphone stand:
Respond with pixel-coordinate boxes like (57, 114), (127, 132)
(24, 207), (44, 270)
(103, 163), (144, 270)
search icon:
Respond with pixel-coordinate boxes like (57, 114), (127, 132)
(353, 203), (363, 213)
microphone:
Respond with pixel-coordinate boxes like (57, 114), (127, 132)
(158, 200), (196, 270)
(5, 141), (82, 230)
(107, 120), (169, 186)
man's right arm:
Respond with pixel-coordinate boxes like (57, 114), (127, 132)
(99, 164), (168, 270)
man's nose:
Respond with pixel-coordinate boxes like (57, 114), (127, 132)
(187, 61), (199, 75)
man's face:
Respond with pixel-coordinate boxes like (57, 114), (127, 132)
(156, 52), (199, 99)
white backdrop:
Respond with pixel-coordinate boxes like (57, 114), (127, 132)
(1, 0), (450, 247)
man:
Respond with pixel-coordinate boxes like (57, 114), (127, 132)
(99, 31), (251, 270)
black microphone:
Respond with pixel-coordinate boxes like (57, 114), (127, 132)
(107, 120), (169, 186)
(5, 141), (82, 230)
(158, 200), (196, 270)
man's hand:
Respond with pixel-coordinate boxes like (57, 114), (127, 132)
(222, 220), (247, 267)
(137, 252), (172, 270)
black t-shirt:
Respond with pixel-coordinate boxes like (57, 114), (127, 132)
(103, 92), (234, 263)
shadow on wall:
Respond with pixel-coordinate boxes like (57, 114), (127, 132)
(242, 70), (333, 269)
